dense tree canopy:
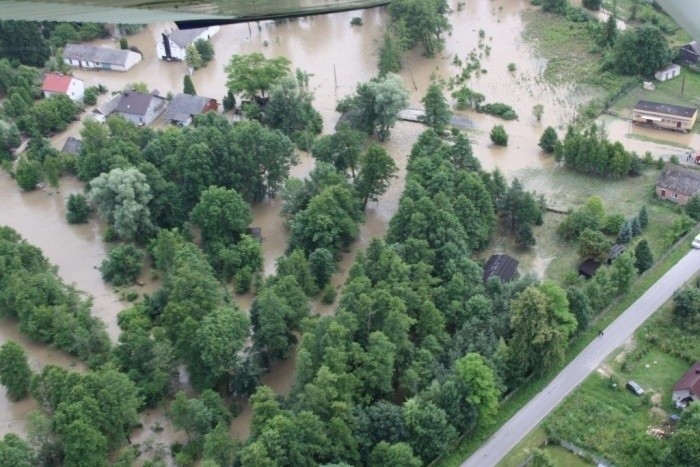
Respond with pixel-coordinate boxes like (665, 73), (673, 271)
(225, 53), (291, 98)
(388, 0), (451, 57)
(610, 25), (672, 76)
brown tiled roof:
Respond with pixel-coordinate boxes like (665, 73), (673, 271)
(673, 362), (700, 397)
(634, 100), (698, 119)
(657, 164), (700, 197)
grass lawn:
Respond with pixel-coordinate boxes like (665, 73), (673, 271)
(543, 444), (593, 466)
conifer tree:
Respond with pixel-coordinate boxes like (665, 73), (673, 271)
(183, 75), (196, 95)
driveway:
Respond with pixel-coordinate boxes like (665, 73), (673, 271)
(462, 247), (700, 467)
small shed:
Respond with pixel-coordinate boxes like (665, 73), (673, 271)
(680, 41), (700, 64)
(654, 64), (681, 82)
(607, 244), (626, 264)
(483, 254), (519, 283)
(672, 361), (700, 409)
(61, 137), (82, 155)
(579, 259), (601, 279)
(656, 163), (700, 205)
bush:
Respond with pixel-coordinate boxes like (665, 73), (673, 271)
(66, 193), (91, 224)
(686, 195), (700, 221)
(490, 124), (508, 146)
(350, 17), (363, 26)
(539, 127), (558, 153)
(235, 266), (253, 294)
(479, 102), (518, 120)
(100, 244), (143, 286)
(103, 226), (118, 242)
(293, 131), (315, 151)
(507, 63), (517, 72)
(321, 284), (337, 304)
(15, 158), (42, 191)
(84, 86), (99, 105)
(602, 214), (625, 235)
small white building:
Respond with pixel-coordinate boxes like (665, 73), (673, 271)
(41, 73), (84, 101)
(156, 26), (220, 61)
(655, 64), (681, 82)
(63, 43), (142, 72)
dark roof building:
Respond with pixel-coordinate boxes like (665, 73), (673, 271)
(680, 41), (700, 64)
(162, 94), (218, 126)
(608, 244), (626, 263)
(672, 361), (700, 408)
(656, 164), (700, 204)
(579, 259), (602, 279)
(483, 254), (519, 283)
(61, 137), (82, 154)
(634, 100), (697, 120)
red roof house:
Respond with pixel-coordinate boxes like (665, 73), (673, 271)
(41, 74), (85, 102)
(673, 361), (700, 408)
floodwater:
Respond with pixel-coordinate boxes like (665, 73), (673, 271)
(2, 0), (688, 457)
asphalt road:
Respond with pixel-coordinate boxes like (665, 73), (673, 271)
(463, 247), (700, 467)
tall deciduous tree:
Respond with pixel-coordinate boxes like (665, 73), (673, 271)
(356, 144), (398, 209)
(611, 25), (672, 76)
(185, 44), (203, 70)
(0, 20), (50, 66)
(420, 83), (451, 134)
(225, 52), (291, 98)
(194, 306), (250, 385)
(377, 30), (405, 76)
(264, 75), (322, 137)
(0, 433), (34, 466)
(388, 0), (451, 57)
(0, 341), (32, 400)
(88, 167), (153, 241)
(191, 186), (252, 245)
(577, 228), (612, 262)
(454, 352), (499, 422)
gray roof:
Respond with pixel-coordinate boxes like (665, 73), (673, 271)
(483, 254), (519, 283)
(167, 27), (209, 48)
(94, 93), (121, 116)
(64, 43), (138, 66)
(634, 100), (698, 119)
(657, 164), (700, 197)
(163, 94), (214, 122)
(61, 137), (82, 154)
(683, 41), (700, 55)
(116, 91), (161, 116)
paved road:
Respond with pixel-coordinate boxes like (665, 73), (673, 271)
(463, 248), (700, 467)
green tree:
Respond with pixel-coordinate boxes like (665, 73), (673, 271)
(191, 186), (252, 245)
(617, 220), (632, 244)
(638, 205), (649, 229)
(356, 144), (398, 209)
(183, 75), (196, 95)
(0, 21), (50, 66)
(185, 45), (203, 70)
(14, 157), (42, 191)
(538, 126), (558, 153)
(567, 287), (593, 332)
(532, 448), (556, 466)
(577, 228), (612, 262)
(532, 104), (544, 122)
(264, 75), (322, 137)
(377, 30), (405, 76)
(490, 124), (508, 146)
(66, 194), (91, 224)
(194, 38), (215, 62)
(194, 306), (250, 386)
(311, 126), (365, 179)
(0, 433), (34, 467)
(203, 423), (237, 466)
(664, 427), (700, 466)
(88, 167), (153, 241)
(100, 244), (143, 286)
(685, 195), (700, 221)
(225, 52), (291, 98)
(223, 89), (236, 111)
(60, 420), (108, 467)
(308, 248), (335, 288)
(420, 83), (451, 134)
(389, 0), (451, 57)
(0, 341), (32, 400)
(673, 287), (700, 322)
(369, 442), (421, 467)
(611, 25), (672, 76)
(454, 353), (499, 422)
(510, 283), (577, 375)
(630, 216), (641, 237)
(403, 398), (456, 462)
(171, 391), (219, 442)
(634, 239), (653, 273)
(541, 0), (568, 14)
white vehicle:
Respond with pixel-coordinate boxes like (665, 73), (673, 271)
(693, 234), (700, 249)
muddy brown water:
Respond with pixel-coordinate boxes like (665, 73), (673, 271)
(1, 0), (691, 459)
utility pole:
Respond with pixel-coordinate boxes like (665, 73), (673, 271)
(681, 75), (685, 96)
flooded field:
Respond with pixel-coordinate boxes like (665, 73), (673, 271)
(2, 0), (694, 459)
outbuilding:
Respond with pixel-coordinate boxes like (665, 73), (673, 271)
(41, 73), (84, 101)
(482, 254), (519, 283)
(578, 259), (602, 279)
(156, 26), (220, 61)
(680, 41), (700, 64)
(63, 43), (142, 72)
(633, 100), (698, 133)
(654, 64), (681, 82)
(672, 361), (700, 409)
(656, 163), (700, 205)
(162, 93), (218, 126)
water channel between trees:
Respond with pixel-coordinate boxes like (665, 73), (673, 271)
(2, 0), (699, 460)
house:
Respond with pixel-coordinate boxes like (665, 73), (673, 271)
(162, 93), (218, 126)
(41, 74), (84, 101)
(672, 361), (700, 409)
(61, 137), (81, 154)
(656, 164), (700, 205)
(578, 259), (601, 279)
(633, 100), (698, 133)
(483, 254), (519, 283)
(89, 93), (122, 123)
(114, 91), (167, 126)
(156, 26), (220, 61)
(63, 43), (142, 72)
(654, 64), (681, 82)
(680, 41), (700, 64)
